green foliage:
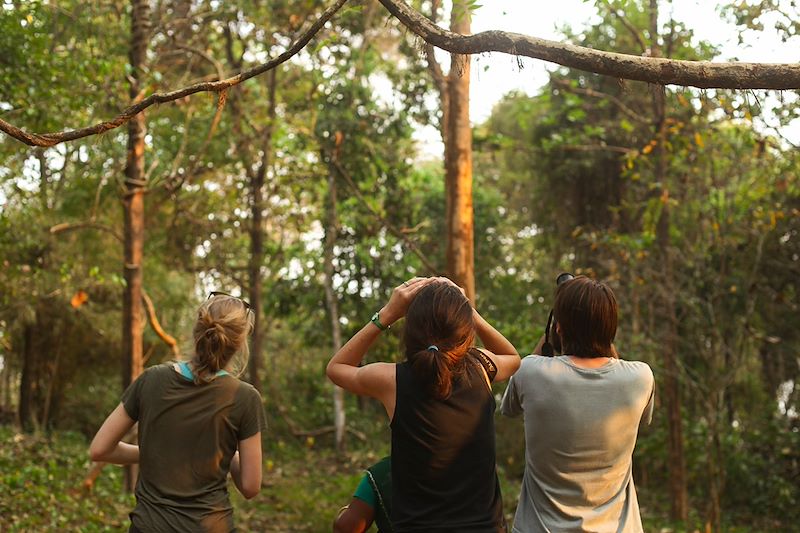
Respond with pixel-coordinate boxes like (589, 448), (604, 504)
(1, 0), (799, 531)
(0, 426), (135, 532)
(472, 2), (800, 528)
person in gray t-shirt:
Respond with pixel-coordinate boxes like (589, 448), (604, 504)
(501, 276), (654, 533)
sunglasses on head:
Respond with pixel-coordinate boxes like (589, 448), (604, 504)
(207, 291), (252, 313)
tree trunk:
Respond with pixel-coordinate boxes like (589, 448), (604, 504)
(41, 327), (64, 429)
(247, 69), (278, 393)
(444, 0), (475, 302)
(649, 1), (688, 521)
(122, 0), (150, 493)
(2, 356), (11, 413)
(705, 393), (723, 533)
(18, 323), (36, 431)
(323, 154), (346, 452)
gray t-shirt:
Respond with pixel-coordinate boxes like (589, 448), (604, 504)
(122, 363), (267, 533)
(500, 355), (654, 533)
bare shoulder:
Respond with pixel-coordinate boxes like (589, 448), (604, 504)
(359, 362), (396, 385)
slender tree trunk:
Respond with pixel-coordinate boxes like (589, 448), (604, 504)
(248, 69), (278, 392)
(122, 0), (150, 493)
(649, 1), (688, 521)
(41, 327), (64, 429)
(3, 359), (11, 414)
(705, 393), (723, 533)
(323, 154), (346, 452)
(18, 324), (36, 431)
(444, 0), (474, 302)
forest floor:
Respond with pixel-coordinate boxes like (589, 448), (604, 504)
(0, 425), (762, 533)
(0, 426), (520, 532)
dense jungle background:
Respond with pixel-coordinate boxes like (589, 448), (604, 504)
(1, 0), (799, 531)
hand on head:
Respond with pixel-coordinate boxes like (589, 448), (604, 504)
(381, 277), (436, 325)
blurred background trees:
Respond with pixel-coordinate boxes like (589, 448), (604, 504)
(1, 0), (798, 531)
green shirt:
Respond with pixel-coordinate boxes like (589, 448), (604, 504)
(353, 456), (392, 533)
(122, 363), (267, 533)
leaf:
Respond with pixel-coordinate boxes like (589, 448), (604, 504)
(620, 118), (634, 133)
(70, 290), (88, 308)
(694, 132), (705, 148)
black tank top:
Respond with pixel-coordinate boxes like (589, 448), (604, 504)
(390, 349), (505, 533)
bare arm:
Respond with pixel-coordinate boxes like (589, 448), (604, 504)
(473, 309), (520, 381)
(89, 403), (139, 465)
(326, 277), (435, 418)
(230, 432), (262, 499)
(333, 498), (375, 533)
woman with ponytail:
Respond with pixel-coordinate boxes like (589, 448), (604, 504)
(90, 293), (267, 533)
(327, 277), (520, 532)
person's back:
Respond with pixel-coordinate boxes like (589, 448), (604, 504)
(325, 277), (521, 533)
(501, 275), (654, 533)
(501, 355), (653, 533)
(123, 363), (264, 531)
(90, 292), (266, 533)
(392, 350), (504, 532)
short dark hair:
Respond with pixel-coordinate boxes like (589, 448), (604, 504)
(553, 276), (617, 358)
(403, 281), (475, 399)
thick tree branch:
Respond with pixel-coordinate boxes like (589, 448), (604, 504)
(6, 0), (800, 151)
(0, 0), (348, 147)
(379, 0), (800, 89)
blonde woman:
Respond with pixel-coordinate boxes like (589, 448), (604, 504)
(90, 292), (266, 533)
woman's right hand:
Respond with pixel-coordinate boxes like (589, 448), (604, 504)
(380, 277), (434, 325)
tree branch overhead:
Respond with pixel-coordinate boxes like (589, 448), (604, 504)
(378, 0), (800, 90)
(3, 0), (800, 149)
(0, 0), (348, 148)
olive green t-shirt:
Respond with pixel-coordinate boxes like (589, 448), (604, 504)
(121, 363), (267, 533)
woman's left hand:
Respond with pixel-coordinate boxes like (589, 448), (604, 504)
(380, 277), (435, 325)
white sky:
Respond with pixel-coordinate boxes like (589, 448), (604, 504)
(413, 0), (800, 157)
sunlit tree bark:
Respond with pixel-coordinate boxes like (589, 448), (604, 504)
(121, 0), (150, 493)
(443, 0), (474, 301)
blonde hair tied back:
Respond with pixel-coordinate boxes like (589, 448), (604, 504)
(191, 295), (252, 384)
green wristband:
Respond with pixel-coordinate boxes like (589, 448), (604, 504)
(370, 311), (389, 331)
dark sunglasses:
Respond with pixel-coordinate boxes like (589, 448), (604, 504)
(207, 291), (252, 313)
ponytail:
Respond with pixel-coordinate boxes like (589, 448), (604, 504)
(191, 296), (251, 384)
(403, 281), (475, 400)
(410, 345), (455, 399)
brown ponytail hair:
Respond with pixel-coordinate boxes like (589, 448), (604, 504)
(403, 281), (475, 399)
(191, 295), (252, 383)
